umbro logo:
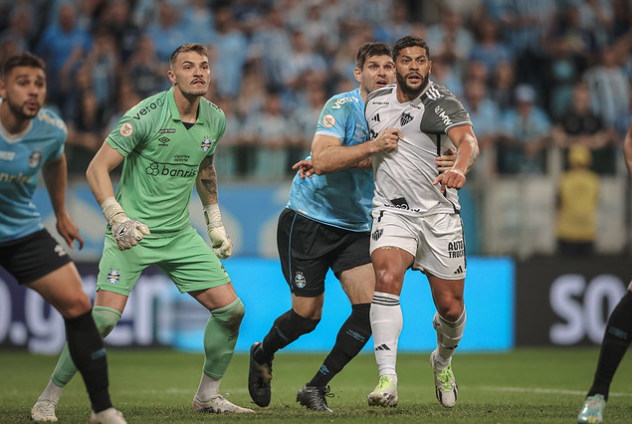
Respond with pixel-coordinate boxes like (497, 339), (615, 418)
(375, 343), (391, 351)
(54, 244), (67, 257)
(372, 114), (380, 122)
(454, 265), (463, 274)
(400, 112), (413, 126)
(158, 136), (170, 146)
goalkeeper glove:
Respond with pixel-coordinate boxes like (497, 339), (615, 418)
(204, 204), (233, 259)
(101, 197), (150, 251)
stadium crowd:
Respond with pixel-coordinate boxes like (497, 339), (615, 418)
(1, 0), (631, 180)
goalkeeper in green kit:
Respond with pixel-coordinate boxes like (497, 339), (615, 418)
(30, 43), (253, 421)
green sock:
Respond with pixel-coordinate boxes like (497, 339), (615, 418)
(51, 306), (121, 387)
(203, 299), (245, 379)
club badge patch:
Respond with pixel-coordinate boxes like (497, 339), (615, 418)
(28, 150), (42, 168)
(294, 271), (306, 289)
(201, 136), (212, 152)
(322, 114), (336, 128)
(120, 122), (134, 137)
(107, 268), (121, 284)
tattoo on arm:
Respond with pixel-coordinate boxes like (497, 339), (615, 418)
(198, 155), (218, 202)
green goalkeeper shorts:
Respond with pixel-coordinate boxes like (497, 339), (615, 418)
(97, 226), (230, 296)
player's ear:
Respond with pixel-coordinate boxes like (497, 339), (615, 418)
(0, 79), (5, 98)
(353, 67), (362, 84)
(167, 69), (176, 85)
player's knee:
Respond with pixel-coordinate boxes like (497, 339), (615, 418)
(92, 306), (122, 338)
(375, 272), (403, 293)
(212, 298), (245, 332)
(60, 293), (92, 318)
(437, 302), (464, 323)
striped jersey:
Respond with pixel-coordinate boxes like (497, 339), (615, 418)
(287, 88), (373, 231)
(365, 81), (472, 216)
(0, 107), (67, 242)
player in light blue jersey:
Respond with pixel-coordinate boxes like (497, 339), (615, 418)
(249, 42), (412, 412)
(0, 52), (125, 423)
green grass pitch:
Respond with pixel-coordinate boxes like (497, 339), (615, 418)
(1, 348), (631, 423)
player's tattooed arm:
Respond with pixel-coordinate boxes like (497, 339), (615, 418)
(196, 154), (218, 205)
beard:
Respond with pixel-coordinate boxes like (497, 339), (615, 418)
(5, 97), (40, 120)
(396, 71), (429, 99)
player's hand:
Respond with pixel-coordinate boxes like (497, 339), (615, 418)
(110, 217), (151, 251)
(204, 204), (233, 259)
(101, 197), (150, 251)
(292, 159), (314, 179)
(56, 213), (85, 250)
(433, 168), (466, 194)
(373, 128), (401, 152)
(436, 148), (456, 173)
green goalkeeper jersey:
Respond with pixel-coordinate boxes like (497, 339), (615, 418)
(106, 88), (225, 234)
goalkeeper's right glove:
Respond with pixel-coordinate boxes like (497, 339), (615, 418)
(101, 197), (150, 251)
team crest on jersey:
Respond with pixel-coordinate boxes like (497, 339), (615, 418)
(372, 229), (383, 241)
(201, 136), (212, 152)
(107, 268), (121, 284)
(294, 271), (306, 288)
(28, 150), (42, 168)
(120, 122), (134, 137)
(322, 114), (336, 128)
(400, 112), (413, 126)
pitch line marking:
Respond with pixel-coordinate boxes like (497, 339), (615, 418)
(478, 386), (632, 398)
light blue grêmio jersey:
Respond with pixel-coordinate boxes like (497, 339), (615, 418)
(287, 88), (373, 232)
(0, 107), (67, 242)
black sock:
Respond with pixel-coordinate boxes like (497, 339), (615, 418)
(256, 309), (319, 363)
(308, 303), (371, 388)
(588, 290), (632, 400)
(65, 310), (112, 413)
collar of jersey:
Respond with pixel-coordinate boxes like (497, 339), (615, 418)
(167, 87), (204, 125)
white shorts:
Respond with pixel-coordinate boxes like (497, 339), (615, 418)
(369, 209), (466, 280)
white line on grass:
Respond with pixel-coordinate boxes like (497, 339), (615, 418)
(478, 386), (632, 398)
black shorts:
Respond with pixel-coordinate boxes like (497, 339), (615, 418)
(277, 208), (371, 297)
(0, 229), (72, 285)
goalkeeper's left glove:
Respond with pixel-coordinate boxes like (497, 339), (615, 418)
(204, 204), (233, 259)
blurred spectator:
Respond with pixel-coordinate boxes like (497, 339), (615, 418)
(98, 0), (142, 64)
(462, 79), (501, 152)
(181, 0), (215, 44)
(489, 60), (517, 111)
(0, 7), (31, 53)
(283, 30), (328, 93)
(248, 6), (293, 92)
(577, 0), (614, 50)
(497, 84), (552, 175)
(211, 6), (249, 99)
(126, 35), (168, 99)
(584, 45), (630, 128)
(241, 90), (299, 179)
(211, 96), (240, 179)
(373, 0), (413, 45)
(146, 2), (186, 63)
(469, 18), (513, 77)
(35, 3), (92, 106)
(552, 81), (616, 175)
(425, 7), (474, 70)
(430, 55), (463, 98)
(301, 1), (340, 55)
(65, 84), (105, 176)
(499, 0), (557, 94)
(555, 145), (599, 257)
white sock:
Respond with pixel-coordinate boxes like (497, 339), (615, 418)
(433, 309), (466, 369)
(196, 373), (221, 401)
(39, 380), (63, 402)
(370, 292), (402, 377)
